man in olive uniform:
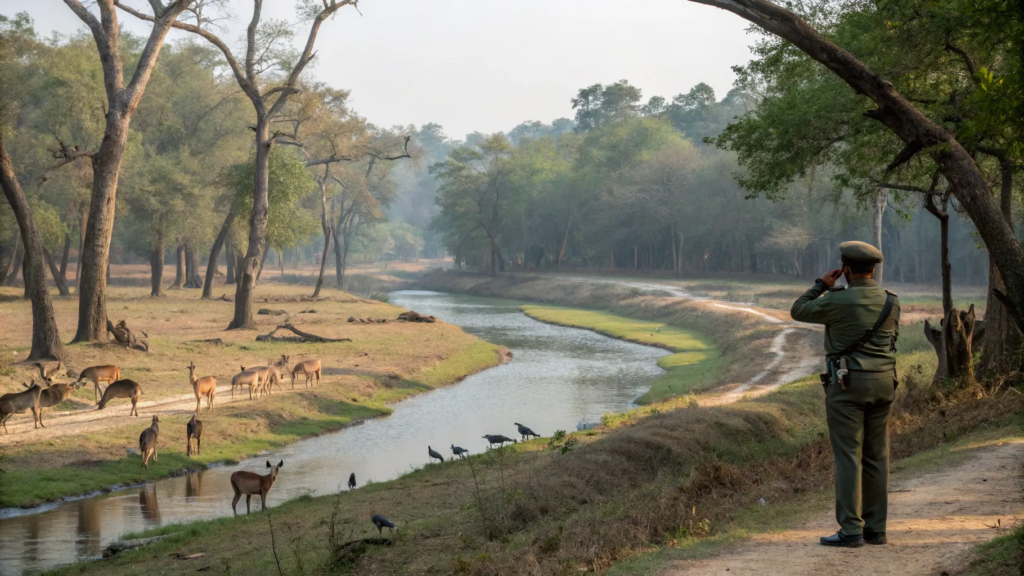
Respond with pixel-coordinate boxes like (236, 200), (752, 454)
(790, 241), (900, 548)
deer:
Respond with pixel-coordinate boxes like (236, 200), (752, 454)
(187, 362), (216, 412)
(290, 359), (322, 389)
(231, 367), (262, 400)
(75, 365), (121, 403)
(34, 361), (62, 383)
(230, 460), (284, 515)
(27, 379), (82, 427)
(97, 379), (142, 416)
(186, 413), (202, 457)
(251, 356), (289, 398)
(139, 415), (159, 469)
(0, 381), (43, 433)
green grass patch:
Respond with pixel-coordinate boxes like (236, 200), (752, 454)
(520, 304), (722, 403)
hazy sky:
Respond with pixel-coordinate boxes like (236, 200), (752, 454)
(7, 0), (756, 139)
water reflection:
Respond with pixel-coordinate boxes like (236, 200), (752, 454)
(0, 290), (668, 575)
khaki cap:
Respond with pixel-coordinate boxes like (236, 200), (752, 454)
(840, 241), (883, 263)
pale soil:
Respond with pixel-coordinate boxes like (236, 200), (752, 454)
(667, 440), (1024, 576)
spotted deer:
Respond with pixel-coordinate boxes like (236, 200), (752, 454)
(97, 379), (142, 416)
(187, 362), (216, 412)
(0, 381), (43, 433)
(139, 415), (159, 469)
(290, 359), (322, 389)
(76, 365), (121, 403)
(231, 367), (262, 400)
(230, 460), (283, 515)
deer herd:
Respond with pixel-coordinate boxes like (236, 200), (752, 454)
(0, 354), (328, 512)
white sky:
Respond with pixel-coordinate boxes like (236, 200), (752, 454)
(5, 0), (756, 139)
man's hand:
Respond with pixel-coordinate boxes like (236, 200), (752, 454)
(819, 268), (843, 288)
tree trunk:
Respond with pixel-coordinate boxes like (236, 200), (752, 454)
(313, 226), (331, 299)
(256, 241), (269, 282)
(279, 249), (285, 276)
(3, 230), (22, 286)
(0, 140), (64, 360)
(59, 232), (71, 280)
(184, 246), (194, 287)
(203, 207), (235, 299)
(172, 245), (184, 289)
(225, 244), (235, 285)
(979, 155), (1022, 377)
(0, 230), (16, 285)
(228, 117), (271, 330)
(44, 251), (71, 297)
(945, 305), (976, 384)
(872, 189), (885, 286)
(75, 209), (86, 292)
(150, 232), (164, 297)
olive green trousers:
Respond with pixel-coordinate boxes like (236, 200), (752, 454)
(825, 370), (896, 536)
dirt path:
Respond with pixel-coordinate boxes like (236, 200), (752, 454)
(668, 440), (1024, 575)
(0, 380), (312, 446)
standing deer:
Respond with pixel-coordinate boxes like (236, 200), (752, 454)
(0, 381), (43, 433)
(230, 460), (284, 515)
(290, 359), (322, 389)
(187, 362), (216, 412)
(76, 365), (121, 403)
(139, 415), (159, 469)
(186, 414), (202, 457)
(97, 379), (142, 416)
(28, 380), (82, 427)
(231, 367), (262, 400)
(251, 356), (288, 397)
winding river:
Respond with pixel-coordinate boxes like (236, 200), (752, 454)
(0, 291), (670, 575)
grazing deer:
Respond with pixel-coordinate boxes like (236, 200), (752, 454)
(231, 367), (262, 400)
(28, 380), (82, 427)
(187, 362), (216, 412)
(230, 460), (284, 515)
(34, 361), (62, 384)
(139, 415), (159, 469)
(186, 414), (202, 457)
(76, 365), (121, 403)
(0, 381), (43, 433)
(97, 379), (142, 416)
(290, 359), (322, 389)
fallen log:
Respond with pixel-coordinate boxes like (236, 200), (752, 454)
(257, 308), (288, 316)
(396, 311), (436, 323)
(256, 323), (352, 343)
(102, 535), (168, 558)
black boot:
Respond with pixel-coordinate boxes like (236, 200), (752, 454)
(863, 531), (887, 545)
(819, 531), (864, 547)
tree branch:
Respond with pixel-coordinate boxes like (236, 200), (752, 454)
(244, 0), (263, 84)
(944, 36), (978, 79)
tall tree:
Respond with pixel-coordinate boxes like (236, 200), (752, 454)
(118, 0), (357, 329)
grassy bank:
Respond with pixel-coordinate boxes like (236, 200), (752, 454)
(0, 280), (502, 508)
(520, 304), (723, 402)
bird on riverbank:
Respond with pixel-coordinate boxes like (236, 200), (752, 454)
(371, 514), (396, 535)
(515, 422), (540, 441)
(348, 472), (356, 490)
(483, 434), (516, 448)
(428, 445), (444, 463)
(451, 444), (468, 459)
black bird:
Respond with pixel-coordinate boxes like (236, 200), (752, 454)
(451, 444), (468, 459)
(482, 434), (516, 448)
(371, 514), (396, 535)
(348, 472), (356, 490)
(428, 445), (444, 463)
(514, 422), (540, 441)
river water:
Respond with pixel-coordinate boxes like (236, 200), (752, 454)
(0, 290), (669, 574)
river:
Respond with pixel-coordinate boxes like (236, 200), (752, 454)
(0, 290), (669, 575)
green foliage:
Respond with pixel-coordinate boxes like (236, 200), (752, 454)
(229, 147), (319, 252)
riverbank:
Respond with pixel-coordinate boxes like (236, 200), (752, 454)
(0, 283), (503, 508)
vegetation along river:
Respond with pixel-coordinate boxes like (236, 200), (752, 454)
(0, 290), (670, 574)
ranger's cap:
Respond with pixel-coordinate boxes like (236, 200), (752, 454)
(840, 241), (883, 263)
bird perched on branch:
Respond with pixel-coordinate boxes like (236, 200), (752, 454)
(371, 514), (396, 536)
(348, 472), (356, 490)
(428, 445), (444, 463)
(482, 434), (516, 448)
(514, 422), (540, 441)
(451, 444), (468, 459)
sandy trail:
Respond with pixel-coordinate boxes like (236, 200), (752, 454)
(668, 440), (1024, 575)
(0, 379), (313, 447)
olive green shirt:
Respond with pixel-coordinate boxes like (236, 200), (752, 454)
(790, 278), (900, 372)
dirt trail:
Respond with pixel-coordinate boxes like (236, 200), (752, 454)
(0, 380), (312, 447)
(669, 440), (1024, 575)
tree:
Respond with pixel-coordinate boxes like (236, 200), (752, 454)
(61, 0), (194, 342)
(118, 0), (358, 329)
(572, 80), (643, 132)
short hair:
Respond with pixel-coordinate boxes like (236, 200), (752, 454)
(841, 256), (875, 274)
